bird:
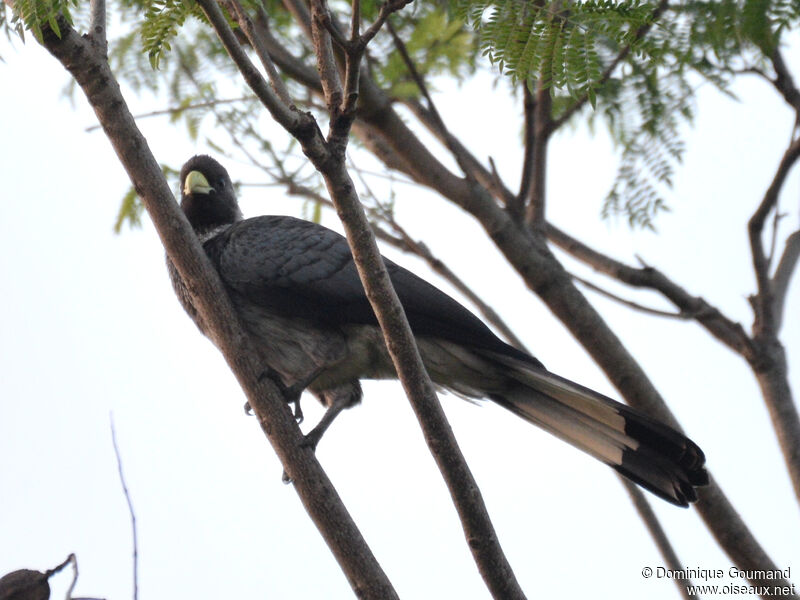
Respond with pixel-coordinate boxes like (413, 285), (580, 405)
(168, 154), (708, 507)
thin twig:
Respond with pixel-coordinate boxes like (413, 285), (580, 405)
(767, 209), (786, 268)
(386, 21), (480, 184)
(309, 0), (344, 115)
(85, 96), (255, 132)
(110, 415), (138, 600)
(360, 0), (413, 49)
(253, 4), (320, 91)
(547, 223), (757, 358)
(42, 553), (80, 600)
(196, 0), (307, 136)
(225, 0), (294, 107)
(571, 272), (690, 320)
(621, 480), (697, 600)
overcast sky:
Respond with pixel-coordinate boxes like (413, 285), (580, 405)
(1, 23), (799, 600)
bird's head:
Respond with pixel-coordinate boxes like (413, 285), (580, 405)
(179, 155), (243, 234)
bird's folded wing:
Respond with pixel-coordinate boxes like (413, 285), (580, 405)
(203, 215), (537, 363)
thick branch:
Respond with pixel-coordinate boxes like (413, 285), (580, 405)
(306, 31), (799, 584)
(748, 136), (800, 503)
(770, 48), (800, 114)
(321, 160), (528, 600)
(203, 2), (528, 595)
(39, 18), (397, 599)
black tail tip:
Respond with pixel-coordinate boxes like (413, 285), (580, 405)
(616, 440), (708, 507)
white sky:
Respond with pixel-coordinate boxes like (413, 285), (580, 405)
(1, 23), (799, 600)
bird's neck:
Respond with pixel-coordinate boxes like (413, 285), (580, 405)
(182, 196), (242, 237)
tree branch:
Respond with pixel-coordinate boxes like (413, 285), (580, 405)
(309, 0), (345, 115)
(769, 48), (800, 115)
(198, 0), (309, 137)
(110, 415), (138, 600)
(351, 165), (531, 352)
(202, 2), (529, 596)
(748, 135), (800, 335)
(524, 78), (551, 227)
(300, 24), (796, 584)
(88, 0), (106, 53)
(225, 0), (294, 107)
(196, 0), (327, 160)
(747, 134), (800, 504)
(515, 83), (536, 218)
(621, 479), (697, 600)
(255, 2), (322, 91)
(39, 16), (398, 599)
(772, 229), (800, 331)
(547, 223), (757, 358)
(571, 272), (690, 320)
(386, 21), (484, 186)
(85, 96), (255, 132)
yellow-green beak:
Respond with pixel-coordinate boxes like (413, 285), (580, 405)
(184, 170), (213, 196)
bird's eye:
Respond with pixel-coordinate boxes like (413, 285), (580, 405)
(218, 179), (226, 189)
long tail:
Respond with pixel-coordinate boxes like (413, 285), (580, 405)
(487, 356), (708, 507)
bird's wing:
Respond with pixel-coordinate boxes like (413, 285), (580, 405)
(204, 215), (536, 363)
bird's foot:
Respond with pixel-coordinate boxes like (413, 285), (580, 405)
(257, 366), (323, 424)
(300, 428), (323, 453)
(278, 425), (323, 484)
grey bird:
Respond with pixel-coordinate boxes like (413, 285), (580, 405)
(168, 155), (708, 507)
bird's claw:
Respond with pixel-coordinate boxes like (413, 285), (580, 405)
(292, 400), (304, 424)
(258, 366), (322, 424)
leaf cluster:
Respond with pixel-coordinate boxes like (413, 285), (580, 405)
(139, 0), (206, 69)
(455, 0), (656, 104)
(452, 0), (799, 227)
(8, 0), (78, 41)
